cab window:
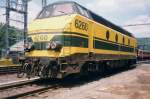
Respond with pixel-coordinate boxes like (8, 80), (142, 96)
(37, 3), (75, 19)
(77, 5), (90, 18)
(52, 4), (74, 16)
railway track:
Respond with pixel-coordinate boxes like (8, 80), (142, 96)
(0, 66), (20, 74)
(0, 60), (150, 99)
(137, 60), (150, 64)
(0, 77), (39, 90)
(0, 77), (59, 99)
(2, 84), (59, 99)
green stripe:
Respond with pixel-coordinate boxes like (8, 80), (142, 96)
(120, 46), (134, 52)
(94, 39), (134, 52)
(29, 32), (134, 48)
(94, 37), (134, 48)
(94, 40), (119, 51)
(30, 32), (134, 52)
(52, 35), (88, 48)
(33, 35), (88, 50)
(28, 32), (88, 37)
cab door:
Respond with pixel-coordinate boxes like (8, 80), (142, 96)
(63, 35), (71, 56)
(88, 21), (94, 54)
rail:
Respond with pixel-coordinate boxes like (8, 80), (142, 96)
(0, 77), (60, 99)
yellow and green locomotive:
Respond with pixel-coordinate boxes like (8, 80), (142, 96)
(24, 1), (137, 78)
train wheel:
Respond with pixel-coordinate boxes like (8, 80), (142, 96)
(32, 65), (39, 77)
(98, 61), (106, 76)
(39, 65), (50, 78)
(35, 65), (41, 76)
(128, 59), (137, 69)
(80, 62), (88, 77)
(24, 64), (32, 79)
(51, 66), (59, 78)
(17, 67), (24, 78)
(17, 63), (28, 78)
(39, 65), (46, 78)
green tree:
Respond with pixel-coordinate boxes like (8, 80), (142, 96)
(0, 23), (21, 57)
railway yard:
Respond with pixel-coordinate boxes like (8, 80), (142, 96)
(0, 0), (150, 99)
(0, 62), (149, 99)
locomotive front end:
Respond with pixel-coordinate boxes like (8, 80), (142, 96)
(24, 2), (77, 78)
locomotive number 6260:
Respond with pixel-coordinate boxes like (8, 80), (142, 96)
(75, 19), (88, 31)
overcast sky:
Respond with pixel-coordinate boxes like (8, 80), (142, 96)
(0, 0), (150, 38)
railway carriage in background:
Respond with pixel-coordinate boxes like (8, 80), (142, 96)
(24, 1), (137, 78)
(137, 50), (150, 60)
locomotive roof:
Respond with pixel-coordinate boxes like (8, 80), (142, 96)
(46, 1), (134, 38)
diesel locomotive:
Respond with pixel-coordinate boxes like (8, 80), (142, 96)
(24, 1), (137, 78)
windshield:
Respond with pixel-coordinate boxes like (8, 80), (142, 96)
(37, 3), (75, 19)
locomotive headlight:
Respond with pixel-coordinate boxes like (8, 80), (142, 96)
(24, 43), (32, 49)
(28, 43), (33, 49)
(46, 42), (51, 49)
(50, 41), (57, 50)
(24, 37), (34, 52)
(24, 42), (34, 52)
(47, 41), (62, 51)
(24, 43), (29, 49)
